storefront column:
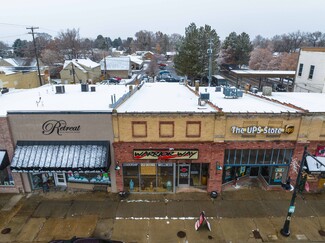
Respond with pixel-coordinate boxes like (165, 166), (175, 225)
(207, 144), (225, 193)
(289, 142), (309, 185)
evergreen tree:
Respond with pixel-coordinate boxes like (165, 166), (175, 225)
(221, 32), (253, 68)
(174, 23), (220, 81)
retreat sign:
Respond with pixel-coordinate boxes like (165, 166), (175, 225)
(231, 124), (294, 135)
(133, 149), (199, 160)
(42, 120), (81, 136)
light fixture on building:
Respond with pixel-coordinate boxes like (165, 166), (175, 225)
(115, 161), (121, 171)
(216, 162), (222, 171)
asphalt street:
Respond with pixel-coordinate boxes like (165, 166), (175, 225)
(0, 185), (325, 243)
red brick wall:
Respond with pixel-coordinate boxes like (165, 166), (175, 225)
(0, 117), (23, 193)
(113, 142), (222, 192)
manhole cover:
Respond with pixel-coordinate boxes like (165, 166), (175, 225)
(177, 231), (186, 238)
(208, 235), (214, 240)
(319, 230), (325, 236)
(252, 230), (262, 239)
(1, 228), (11, 234)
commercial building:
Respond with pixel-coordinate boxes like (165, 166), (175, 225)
(0, 82), (325, 194)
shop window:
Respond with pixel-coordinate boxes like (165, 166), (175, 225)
(283, 149), (293, 164)
(140, 163), (156, 192)
(132, 121), (147, 138)
(157, 163), (173, 192)
(249, 150), (258, 164)
(67, 171), (110, 184)
(257, 149), (265, 164)
(123, 163), (140, 192)
(241, 150), (250, 164)
(261, 166), (270, 183)
(0, 169), (14, 186)
(159, 121), (174, 138)
(264, 149), (273, 165)
(186, 121), (201, 138)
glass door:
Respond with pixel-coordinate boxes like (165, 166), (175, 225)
(54, 173), (67, 186)
(178, 164), (190, 187)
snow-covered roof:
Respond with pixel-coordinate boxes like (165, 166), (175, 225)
(63, 58), (100, 70)
(100, 56), (130, 71)
(128, 55), (143, 65)
(0, 66), (16, 75)
(117, 82), (216, 113)
(2, 58), (18, 66)
(261, 92), (325, 112)
(0, 84), (132, 117)
(231, 70), (295, 75)
(195, 86), (301, 113)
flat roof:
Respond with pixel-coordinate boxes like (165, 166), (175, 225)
(261, 92), (325, 112)
(231, 70), (295, 78)
(0, 84), (131, 116)
(117, 82), (216, 113)
(196, 87), (301, 113)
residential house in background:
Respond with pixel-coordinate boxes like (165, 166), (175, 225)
(294, 47), (325, 93)
(0, 57), (48, 89)
(60, 58), (101, 84)
(100, 56), (131, 79)
(129, 55), (143, 70)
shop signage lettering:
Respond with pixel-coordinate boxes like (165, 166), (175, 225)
(133, 150), (199, 160)
(42, 120), (80, 136)
(231, 124), (294, 135)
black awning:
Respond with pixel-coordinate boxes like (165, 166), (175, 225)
(0, 150), (10, 170)
(10, 141), (110, 172)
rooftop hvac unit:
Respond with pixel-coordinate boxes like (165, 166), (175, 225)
(1, 87), (9, 94)
(81, 83), (89, 92)
(215, 86), (221, 92)
(223, 87), (243, 99)
(200, 92), (210, 100)
(90, 86), (96, 92)
(55, 85), (65, 94)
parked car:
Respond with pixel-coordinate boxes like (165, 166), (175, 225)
(100, 78), (120, 85)
(275, 84), (286, 92)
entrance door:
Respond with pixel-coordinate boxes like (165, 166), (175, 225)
(54, 173), (67, 186)
(249, 167), (259, 177)
(178, 164), (190, 187)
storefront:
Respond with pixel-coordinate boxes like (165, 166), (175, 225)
(8, 112), (117, 192)
(114, 143), (216, 193)
(10, 140), (111, 191)
(223, 148), (293, 186)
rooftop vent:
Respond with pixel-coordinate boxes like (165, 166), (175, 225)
(223, 87), (243, 99)
(55, 85), (65, 94)
(215, 86), (221, 92)
(81, 83), (89, 92)
(90, 86), (96, 92)
(1, 87), (9, 94)
(262, 86), (272, 96)
(200, 92), (210, 101)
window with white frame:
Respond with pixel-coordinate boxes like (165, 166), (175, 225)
(298, 63), (303, 76)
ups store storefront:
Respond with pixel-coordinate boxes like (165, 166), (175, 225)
(8, 112), (116, 192)
(222, 117), (300, 189)
(114, 143), (215, 193)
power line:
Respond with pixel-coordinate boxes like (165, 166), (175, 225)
(0, 22), (30, 28)
(27, 26), (42, 86)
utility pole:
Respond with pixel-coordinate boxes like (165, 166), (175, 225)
(207, 38), (213, 87)
(27, 26), (42, 86)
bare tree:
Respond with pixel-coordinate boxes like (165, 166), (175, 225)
(249, 48), (273, 70)
(57, 28), (81, 59)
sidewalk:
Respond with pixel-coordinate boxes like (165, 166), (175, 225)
(0, 187), (325, 243)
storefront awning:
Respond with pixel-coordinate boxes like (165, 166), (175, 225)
(306, 155), (325, 174)
(10, 141), (110, 172)
(0, 150), (10, 170)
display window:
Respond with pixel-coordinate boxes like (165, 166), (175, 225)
(67, 171), (110, 184)
(0, 169), (14, 186)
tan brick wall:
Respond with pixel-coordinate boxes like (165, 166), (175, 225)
(0, 71), (40, 89)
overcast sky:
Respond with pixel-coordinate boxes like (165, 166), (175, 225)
(1, 0), (325, 45)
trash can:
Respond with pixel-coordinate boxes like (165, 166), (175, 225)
(210, 191), (218, 199)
